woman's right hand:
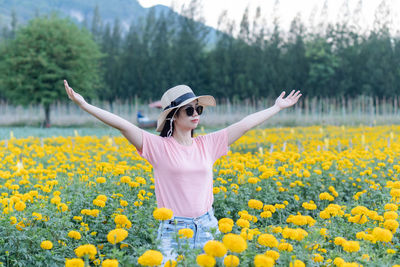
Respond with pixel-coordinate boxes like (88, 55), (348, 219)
(64, 80), (87, 107)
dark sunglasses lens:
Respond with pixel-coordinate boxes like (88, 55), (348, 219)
(185, 106), (203, 116)
(196, 106), (203, 115)
(185, 106), (194, 116)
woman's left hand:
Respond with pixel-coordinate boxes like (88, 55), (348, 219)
(274, 90), (302, 110)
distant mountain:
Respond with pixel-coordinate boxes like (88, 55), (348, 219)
(0, 0), (217, 43)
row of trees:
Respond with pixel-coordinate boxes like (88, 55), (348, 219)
(0, 0), (399, 126)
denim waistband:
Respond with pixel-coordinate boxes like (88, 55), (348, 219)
(165, 208), (215, 224)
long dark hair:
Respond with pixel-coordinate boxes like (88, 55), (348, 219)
(159, 107), (194, 137)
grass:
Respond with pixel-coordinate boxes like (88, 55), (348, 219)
(0, 96), (399, 134)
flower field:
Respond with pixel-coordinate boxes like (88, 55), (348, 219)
(0, 125), (400, 266)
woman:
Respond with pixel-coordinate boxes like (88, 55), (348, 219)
(64, 80), (301, 263)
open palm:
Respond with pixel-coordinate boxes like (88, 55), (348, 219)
(275, 90), (302, 109)
(64, 80), (86, 106)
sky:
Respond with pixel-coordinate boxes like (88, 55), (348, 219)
(137, 0), (400, 34)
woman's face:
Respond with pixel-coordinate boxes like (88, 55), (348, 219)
(174, 100), (202, 131)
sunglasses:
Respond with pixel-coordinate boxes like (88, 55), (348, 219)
(183, 105), (203, 116)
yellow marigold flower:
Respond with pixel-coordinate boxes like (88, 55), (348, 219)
(384, 203), (398, 211)
(32, 212), (43, 221)
(372, 227), (393, 242)
(260, 211), (272, 218)
(196, 254), (216, 267)
(129, 181), (140, 188)
(219, 223), (233, 233)
(213, 187), (220, 194)
(387, 249), (396, 254)
(93, 199), (106, 208)
(107, 229), (128, 244)
(120, 200), (128, 207)
(51, 196), (61, 205)
(302, 202), (317, 210)
(74, 244), (97, 260)
(248, 199), (263, 210)
(164, 260), (177, 267)
(178, 228), (194, 239)
(289, 260), (305, 267)
(320, 228), (328, 236)
(90, 209), (100, 217)
(65, 258), (84, 267)
(258, 234), (278, 248)
(356, 232), (366, 239)
(73, 216), (82, 221)
(236, 219), (250, 228)
(333, 257), (345, 266)
(223, 255), (240, 267)
(40, 240), (53, 250)
(390, 188), (400, 198)
(287, 214), (308, 226)
(14, 201), (26, 211)
(120, 176), (131, 183)
(254, 255), (274, 267)
(248, 177), (259, 184)
(278, 242), (293, 252)
(120, 244), (128, 249)
(219, 218), (234, 226)
(238, 211), (253, 221)
(334, 237), (346, 246)
(223, 234), (247, 253)
(153, 208), (173, 221)
(361, 254), (370, 260)
(384, 211), (398, 220)
(137, 250), (163, 266)
(342, 241), (360, 252)
(265, 250), (280, 260)
(96, 177), (106, 184)
(203, 240), (227, 257)
(312, 253), (324, 263)
(68, 231), (82, 240)
(114, 214), (129, 225)
(58, 203), (68, 212)
(384, 219), (399, 233)
(272, 226), (282, 234)
(97, 195), (107, 202)
(102, 259), (118, 267)
(10, 216), (17, 225)
(263, 205), (276, 213)
(319, 192), (334, 201)
(240, 228), (254, 241)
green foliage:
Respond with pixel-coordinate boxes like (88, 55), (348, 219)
(1, 1), (400, 105)
(0, 14), (102, 125)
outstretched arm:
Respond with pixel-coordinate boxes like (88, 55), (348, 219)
(226, 90), (301, 145)
(64, 80), (143, 150)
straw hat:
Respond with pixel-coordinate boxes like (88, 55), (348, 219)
(156, 85), (216, 132)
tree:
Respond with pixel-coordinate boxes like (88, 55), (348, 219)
(101, 18), (123, 107)
(0, 15), (102, 127)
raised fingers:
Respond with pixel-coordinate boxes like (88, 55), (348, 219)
(287, 90), (296, 98)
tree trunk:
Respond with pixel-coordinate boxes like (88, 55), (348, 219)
(44, 105), (51, 128)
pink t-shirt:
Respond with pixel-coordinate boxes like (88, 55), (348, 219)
(138, 129), (228, 218)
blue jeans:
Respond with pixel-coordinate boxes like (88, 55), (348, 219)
(157, 208), (220, 264)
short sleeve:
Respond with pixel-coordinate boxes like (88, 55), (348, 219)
(199, 129), (229, 162)
(137, 130), (165, 165)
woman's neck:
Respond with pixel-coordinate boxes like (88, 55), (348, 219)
(172, 127), (192, 146)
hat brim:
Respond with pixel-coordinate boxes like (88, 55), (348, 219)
(156, 95), (216, 132)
